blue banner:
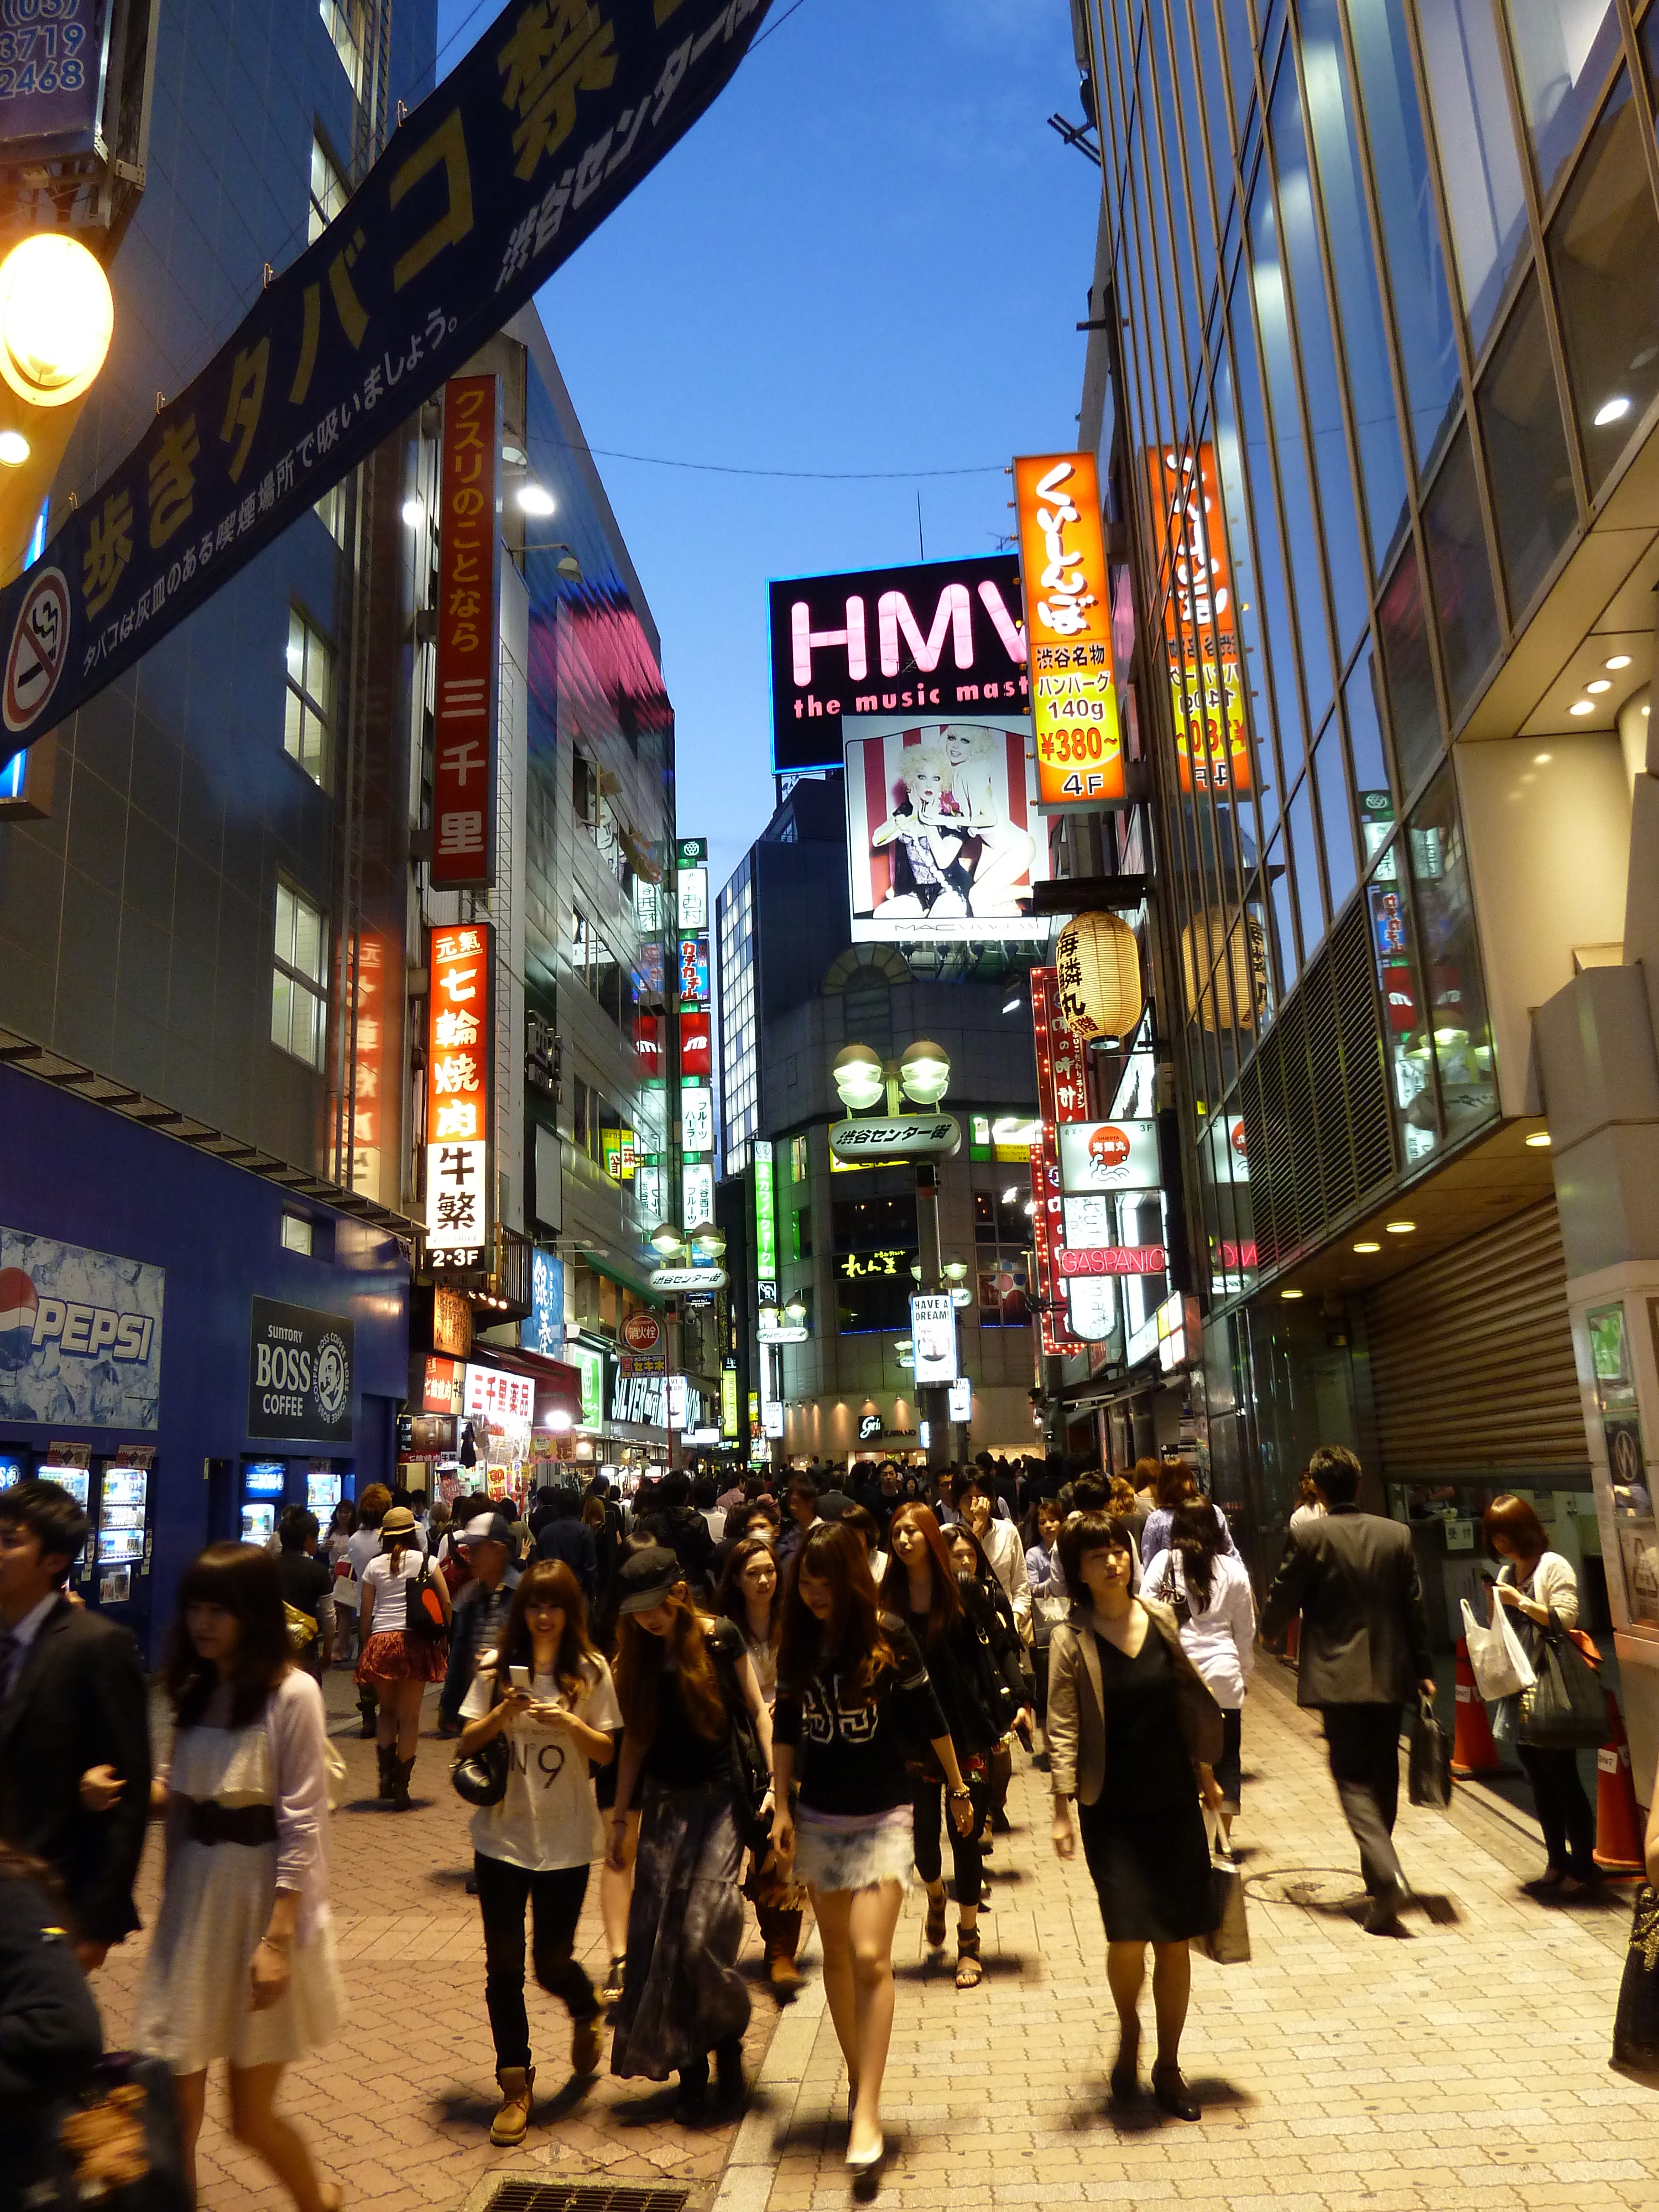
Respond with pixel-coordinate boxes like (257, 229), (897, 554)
(0, 0), (102, 155)
(0, 0), (770, 760)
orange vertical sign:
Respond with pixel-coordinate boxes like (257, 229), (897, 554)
(1014, 451), (1124, 807)
(1144, 444), (1251, 794)
(431, 376), (501, 889)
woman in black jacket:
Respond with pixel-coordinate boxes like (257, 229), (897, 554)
(0, 1845), (103, 2197)
(880, 1504), (1024, 1988)
(944, 1521), (1036, 1841)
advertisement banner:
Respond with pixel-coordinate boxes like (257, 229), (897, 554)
(770, 554), (1028, 774)
(0, 0), (103, 154)
(910, 1292), (958, 1384)
(431, 376), (502, 888)
(0, 0), (770, 769)
(1056, 1119), (1161, 1193)
(520, 1247), (565, 1357)
(1031, 961), (1090, 1125)
(845, 716), (1051, 944)
(1013, 452), (1124, 808)
(248, 1297), (354, 1443)
(0, 1228), (164, 1428)
(426, 921), (494, 1269)
(753, 1139), (777, 1284)
(1144, 444), (1250, 795)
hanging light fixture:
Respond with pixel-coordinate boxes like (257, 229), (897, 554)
(1054, 911), (1142, 1041)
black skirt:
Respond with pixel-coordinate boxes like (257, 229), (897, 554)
(1078, 1790), (1217, 1944)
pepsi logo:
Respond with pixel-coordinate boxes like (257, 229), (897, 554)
(0, 1266), (37, 1372)
(0, 1266), (155, 1369)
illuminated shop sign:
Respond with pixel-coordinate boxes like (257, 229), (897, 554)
(1014, 451), (1123, 808)
(425, 922), (493, 1269)
(431, 377), (501, 889)
(1145, 444), (1250, 795)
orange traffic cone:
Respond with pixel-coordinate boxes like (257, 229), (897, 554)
(1594, 1691), (1646, 1876)
(1450, 1637), (1504, 1777)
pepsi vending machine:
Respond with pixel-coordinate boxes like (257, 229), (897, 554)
(87, 1449), (154, 1645)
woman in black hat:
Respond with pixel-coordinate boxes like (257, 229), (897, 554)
(604, 1546), (774, 2116)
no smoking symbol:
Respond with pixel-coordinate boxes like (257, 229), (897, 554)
(3, 568), (70, 734)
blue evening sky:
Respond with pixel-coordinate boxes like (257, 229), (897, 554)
(437, 0), (1102, 898)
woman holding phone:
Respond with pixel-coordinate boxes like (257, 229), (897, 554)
(457, 1559), (621, 2145)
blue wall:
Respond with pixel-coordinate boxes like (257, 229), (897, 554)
(0, 1062), (408, 1660)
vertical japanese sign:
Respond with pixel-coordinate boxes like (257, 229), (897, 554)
(754, 1140), (777, 1286)
(426, 922), (494, 1270)
(1030, 966), (1084, 1358)
(431, 377), (501, 888)
(1014, 452), (1123, 808)
(1144, 445), (1250, 794)
(346, 930), (388, 1198)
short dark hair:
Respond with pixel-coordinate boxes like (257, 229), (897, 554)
(1483, 1491), (1546, 1561)
(0, 1478), (88, 1570)
(278, 1506), (319, 1552)
(1056, 1510), (1134, 1594)
(659, 1471), (692, 1509)
(788, 1472), (818, 1500)
(1307, 1444), (1361, 1506)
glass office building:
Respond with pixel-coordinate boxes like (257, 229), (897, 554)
(1078, 0), (1659, 1762)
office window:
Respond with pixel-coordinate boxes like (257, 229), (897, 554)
(320, 0), (368, 102)
(1377, 544), (1442, 799)
(1417, 0), (1530, 352)
(314, 478), (348, 549)
(284, 608), (332, 785)
(273, 883), (328, 1071)
(1505, 0), (1622, 200)
(309, 133), (347, 245)
(280, 1212), (313, 1255)
(790, 1133), (808, 1183)
(1422, 422), (1501, 718)
(1477, 270), (1578, 616)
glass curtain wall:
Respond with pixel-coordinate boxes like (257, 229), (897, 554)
(1082, 0), (1659, 1311)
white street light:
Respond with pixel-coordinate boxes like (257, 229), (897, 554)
(832, 1041), (886, 1113)
(899, 1039), (951, 1105)
(649, 1223), (684, 1256)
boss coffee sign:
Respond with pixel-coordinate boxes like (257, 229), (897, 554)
(248, 1297), (354, 1444)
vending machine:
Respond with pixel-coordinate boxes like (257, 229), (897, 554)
(306, 1465), (343, 1516)
(87, 1455), (154, 1644)
(0, 1448), (31, 1490)
(241, 1459), (286, 1545)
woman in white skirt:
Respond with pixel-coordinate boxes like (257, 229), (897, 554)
(138, 1543), (346, 2211)
(771, 1524), (974, 2173)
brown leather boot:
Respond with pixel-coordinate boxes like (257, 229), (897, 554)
(375, 1745), (397, 1800)
(765, 1907), (804, 1995)
(391, 1754), (415, 1812)
(489, 2064), (534, 2145)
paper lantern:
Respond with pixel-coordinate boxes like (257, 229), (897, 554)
(1054, 911), (1142, 1041)
(1182, 910), (1268, 1031)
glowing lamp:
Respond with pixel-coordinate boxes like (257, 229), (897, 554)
(898, 1039), (951, 1105)
(1055, 911), (1142, 1041)
(833, 1042), (886, 1113)
(0, 234), (114, 409)
(649, 1223), (684, 1257)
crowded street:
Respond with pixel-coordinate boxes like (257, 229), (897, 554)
(86, 1653), (1658, 2212)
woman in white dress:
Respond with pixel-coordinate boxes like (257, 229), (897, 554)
(138, 1543), (346, 2211)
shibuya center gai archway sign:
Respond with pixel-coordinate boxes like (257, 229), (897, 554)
(0, 0), (772, 764)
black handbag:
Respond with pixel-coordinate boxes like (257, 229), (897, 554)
(709, 1621), (771, 1853)
(1408, 1694), (1452, 1808)
(35, 2053), (191, 2212)
(451, 1729), (510, 1807)
(1152, 1554), (1191, 1629)
(1519, 1614), (1606, 1750)
(1613, 1884), (1659, 2070)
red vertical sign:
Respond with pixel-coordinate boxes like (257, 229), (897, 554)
(431, 376), (501, 890)
(1031, 966), (1085, 1358)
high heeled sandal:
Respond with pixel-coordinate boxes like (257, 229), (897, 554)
(924, 1888), (947, 1947)
(1151, 2063), (1201, 2122)
(954, 1928), (983, 1989)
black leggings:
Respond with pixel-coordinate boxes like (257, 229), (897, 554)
(911, 1772), (992, 1910)
(1032, 1643), (1051, 1727)
(474, 1852), (598, 2070)
(1517, 1744), (1597, 1880)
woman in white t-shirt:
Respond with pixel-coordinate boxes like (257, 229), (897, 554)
(356, 1506), (450, 1810)
(458, 1558), (622, 2148)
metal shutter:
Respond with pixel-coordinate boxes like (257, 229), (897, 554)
(1364, 1199), (1587, 1476)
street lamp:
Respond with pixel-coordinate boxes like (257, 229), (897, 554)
(832, 1042), (886, 1113)
(899, 1040), (951, 1106)
(0, 232), (116, 583)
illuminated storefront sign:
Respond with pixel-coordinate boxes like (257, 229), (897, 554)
(754, 1139), (778, 1284)
(426, 922), (493, 1268)
(681, 1084), (714, 1156)
(1030, 965), (1084, 1359)
(462, 1363), (534, 1428)
(1014, 451), (1124, 807)
(1056, 1119), (1161, 1193)
(431, 377), (501, 889)
(1145, 444), (1250, 795)
(677, 865), (708, 931)
(679, 936), (710, 1003)
(601, 1127), (637, 1182)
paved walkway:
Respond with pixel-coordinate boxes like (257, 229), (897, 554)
(96, 1662), (1658, 2212)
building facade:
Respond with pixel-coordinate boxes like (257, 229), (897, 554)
(1077, 0), (1659, 1781)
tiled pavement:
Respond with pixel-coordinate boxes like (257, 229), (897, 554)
(96, 1661), (1658, 2212)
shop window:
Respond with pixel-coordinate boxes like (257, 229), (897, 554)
(978, 1250), (1031, 1328)
(1345, 0), (1460, 470)
(308, 132), (347, 246)
(1407, 764), (1496, 1143)
(1505, 0), (1622, 201)
(314, 479), (348, 550)
(1365, 836), (1438, 1166)
(280, 1212), (313, 1255)
(272, 881), (328, 1071)
(1422, 423), (1501, 719)
(790, 1132), (809, 1183)
(974, 1188), (1029, 1245)
(1376, 544), (1442, 799)
(1418, 0), (1531, 351)
(832, 1193), (916, 1336)
(283, 607), (332, 786)
(1549, 65), (1659, 496)
(1477, 269), (1578, 617)
(572, 744), (598, 828)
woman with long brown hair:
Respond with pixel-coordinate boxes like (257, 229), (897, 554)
(772, 1524), (971, 2172)
(880, 1503), (1019, 1989)
(137, 1545), (346, 2209)
(604, 1546), (774, 2116)
(716, 1534), (806, 1993)
(456, 1559), (620, 2144)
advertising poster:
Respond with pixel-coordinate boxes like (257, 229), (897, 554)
(247, 1297), (354, 1444)
(844, 716), (1051, 943)
(1144, 444), (1251, 795)
(0, 1228), (164, 1428)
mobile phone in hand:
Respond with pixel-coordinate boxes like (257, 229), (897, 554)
(509, 1665), (531, 1692)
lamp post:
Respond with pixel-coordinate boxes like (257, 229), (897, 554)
(0, 233), (117, 583)
(832, 1038), (958, 1473)
(649, 1220), (726, 1473)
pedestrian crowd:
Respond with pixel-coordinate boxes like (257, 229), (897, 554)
(3, 1443), (1658, 2207)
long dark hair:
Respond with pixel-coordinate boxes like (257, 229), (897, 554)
(879, 1503), (962, 1650)
(1170, 1499), (1223, 1611)
(492, 1559), (597, 1700)
(164, 1543), (290, 1728)
(777, 1524), (893, 1701)
(614, 1588), (726, 1745)
(716, 1534), (782, 1644)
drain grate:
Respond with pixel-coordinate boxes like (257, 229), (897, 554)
(484, 2186), (689, 2212)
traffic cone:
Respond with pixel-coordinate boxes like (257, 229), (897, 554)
(1594, 1691), (1646, 1876)
(1450, 1638), (1504, 1776)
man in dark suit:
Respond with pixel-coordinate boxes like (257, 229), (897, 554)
(0, 1478), (152, 1967)
(1260, 1444), (1436, 1933)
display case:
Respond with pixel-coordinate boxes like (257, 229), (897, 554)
(1587, 1300), (1659, 1632)
(241, 1459), (285, 1547)
(306, 1468), (342, 1515)
(97, 1465), (149, 1566)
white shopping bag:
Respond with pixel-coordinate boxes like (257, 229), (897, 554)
(1460, 1587), (1536, 1702)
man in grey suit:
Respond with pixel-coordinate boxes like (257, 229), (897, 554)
(1260, 1444), (1437, 1933)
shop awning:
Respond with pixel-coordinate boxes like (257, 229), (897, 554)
(470, 1347), (581, 1425)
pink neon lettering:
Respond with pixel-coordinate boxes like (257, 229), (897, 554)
(791, 598), (867, 685)
(877, 583), (972, 676)
(976, 577), (1028, 663)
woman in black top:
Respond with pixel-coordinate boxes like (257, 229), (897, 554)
(773, 1525), (972, 2173)
(944, 1521), (1036, 1838)
(880, 1504), (1023, 1988)
(606, 1547), (774, 2117)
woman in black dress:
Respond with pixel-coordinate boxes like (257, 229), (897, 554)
(1048, 1511), (1223, 2120)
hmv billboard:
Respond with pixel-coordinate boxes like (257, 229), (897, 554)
(768, 554), (1029, 773)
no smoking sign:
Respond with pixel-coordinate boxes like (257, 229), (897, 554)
(3, 569), (70, 734)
